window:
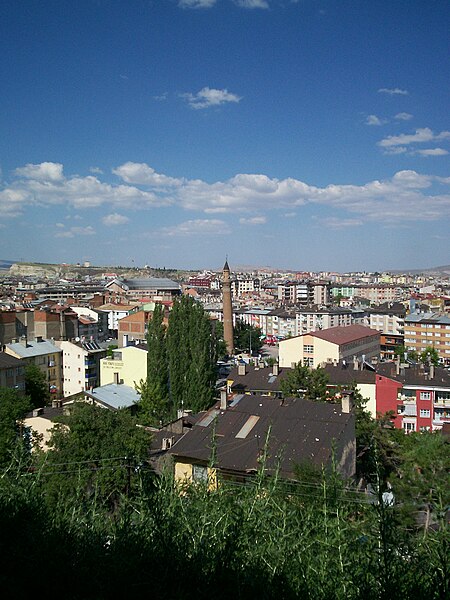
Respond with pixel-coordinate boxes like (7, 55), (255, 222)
(420, 409), (430, 418)
(303, 344), (314, 354)
(192, 464), (208, 483)
(304, 357), (314, 367)
(420, 426), (431, 432)
(420, 392), (431, 400)
(403, 422), (415, 432)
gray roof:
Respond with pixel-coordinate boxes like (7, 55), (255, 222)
(7, 339), (61, 358)
(0, 352), (23, 368)
(122, 278), (181, 291)
(405, 312), (450, 324)
(85, 383), (140, 410)
(170, 394), (354, 478)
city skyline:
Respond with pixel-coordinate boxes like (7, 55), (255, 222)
(1, 1), (449, 271)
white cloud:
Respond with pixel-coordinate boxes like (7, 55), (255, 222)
(161, 219), (230, 236)
(14, 162), (64, 182)
(182, 87), (242, 110)
(178, 0), (217, 8)
(153, 92), (168, 101)
(320, 217), (363, 229)
(89, 166), (104, 174)
(113, 162), (183, 187)
(3, 161), (450, 227)
(239, 216), (267, 225)
(234, 0), (269, 8)
(378, 87), (409, 96)
(55, 226), (95, 239)
(365, 114), (386, 126)
(378, 128), (450, 148)
(394, 112), (413, 121)
(102, 213), (130, 226)
(416, 148), (449, 157)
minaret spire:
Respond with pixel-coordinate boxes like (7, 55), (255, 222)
(222, 259), (234, 356)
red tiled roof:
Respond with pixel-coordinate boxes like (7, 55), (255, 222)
(310, 325), (380, 346)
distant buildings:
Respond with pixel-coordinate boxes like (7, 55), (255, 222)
(404, 312), (450, 365)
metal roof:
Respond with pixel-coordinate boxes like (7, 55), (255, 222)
(7, 339), (61, 358)
(86, 383), (140, 410)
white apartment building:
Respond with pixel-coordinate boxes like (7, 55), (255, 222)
(58, 339), (106, 397)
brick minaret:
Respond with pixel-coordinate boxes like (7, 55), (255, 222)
(222, 260), (234, 356)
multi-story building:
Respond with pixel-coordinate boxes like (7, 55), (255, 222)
(58, 339), (106, 397)
(231, 277), (260, 297)
(104, 277), (181, 302)
(404, 313), (450, 365)
(0, 352), (26, 392)
(279, 325), (380, 369)
(295, 307), (354, 336)
(5, 337), (63, 398)
(368, 302), (405, 336)
(100, 344), (147, 388)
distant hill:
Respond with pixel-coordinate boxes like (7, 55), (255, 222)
(0, 259), (15, 270)
(389, 265), (450, 276)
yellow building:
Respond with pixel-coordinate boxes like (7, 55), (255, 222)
(100, 344), (147, 388)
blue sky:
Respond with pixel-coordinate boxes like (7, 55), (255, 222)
(0, 0), (449, 272)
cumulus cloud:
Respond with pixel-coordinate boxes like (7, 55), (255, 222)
(161, 219), (231, 236)
(14, 162), (64, 182)
(179, 0), (217, 7)
(234, 0), (269, 7)
(378, 87), (409, 95)
(320, 217), (363, 229)
(415, 148), (449, 157)
(113, 162), (183, 187)
(182, 87), (242, 110)
(378, 128), (450, 148)
(55, 226), (95, 239)
(89, 166), (104, 174)
(3, 161), (450, 227)
(365, 114), (386, 126)
(394, 112), (413, 121)
(239, 216), (267, 225)
(102, 213), (130, 226)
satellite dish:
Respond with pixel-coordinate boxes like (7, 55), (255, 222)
(75, 337), (80, 342)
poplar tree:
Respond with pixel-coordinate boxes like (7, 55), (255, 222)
(137, 303), (170, 425)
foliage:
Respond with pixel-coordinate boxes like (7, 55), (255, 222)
(24, 364), (50, 408)
(212, 321), (228, 359)
(137, 304), (170, 425)
(234, 320), (263, 354)
(394, 345), (418, 361)
(106, 344), (118, 358)
(0, 451), (448, 599)
(166, 295), (217, 414)
(419, 346), (440, 367)
(0, 388), (31, 467)
(280, 362), (329, 400)
(39, 402), (152, 510)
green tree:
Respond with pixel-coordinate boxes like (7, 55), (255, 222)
(25, 364), (50, 408)
(280, 362), (329, 400)
(394, 345), (418, 361)
(0, 387), (32, 467)
(41, 402), (152, 509)
(419, 346), (440, 367)
(234, 321), (263, 354)
(167, 296), (217, 414)
(137, 303), (170, 425)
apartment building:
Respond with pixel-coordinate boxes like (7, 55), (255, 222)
(295, 307), (354, 336)
(404, 313), (450, 365)
(279, 325), (380, 369)
(100, 344), (147, 388)
(5, 337), (63, 398)
(0, 352), (26, 392)
(58, 339), (106, 397)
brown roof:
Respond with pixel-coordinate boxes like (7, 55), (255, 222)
(169, 394), (354, 478)
(311, 325), (380, 346)
(227, 365), (289, 394)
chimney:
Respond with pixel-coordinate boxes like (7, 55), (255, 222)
(353, 357), (359, 370)
(429, 364), (435, 380)
(396, 355), (400, 376)
(20, 336), (28, 347)
(35, 336), (43, 343)
(220, 389), (227, 410)
(341, 391), (353, 414)
(123, 334), (128, 347)
(113, 372), (120, 384)
(272, 363), (279, 376)
(32, 408), (44, 417)
(238, 363), (246, 376)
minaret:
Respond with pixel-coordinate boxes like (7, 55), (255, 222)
(222, 259), (234, 356)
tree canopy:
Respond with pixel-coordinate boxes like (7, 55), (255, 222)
(0, 387), (32, 467)
(280, 362), (329, 401)
(25, 364), (50, 408)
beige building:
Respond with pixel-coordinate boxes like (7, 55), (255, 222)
(5, 337), (63, 398)
(279, 325), (380, 369)
(404, 313), (450, 366)
(100, 344), (147, 388)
